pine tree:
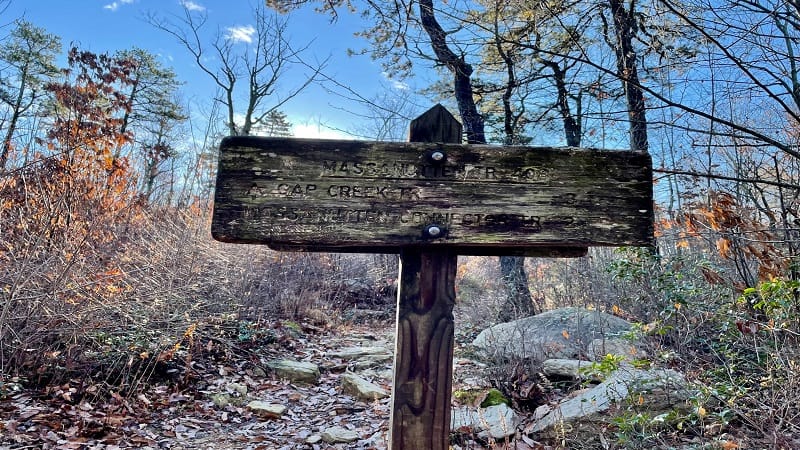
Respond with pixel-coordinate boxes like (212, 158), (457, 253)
(254, 110), (293, 137)
(0, 20), (61, 169)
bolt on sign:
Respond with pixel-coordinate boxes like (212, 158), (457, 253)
(211, 138), (653, 255)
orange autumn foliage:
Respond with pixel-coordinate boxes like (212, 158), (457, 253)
(0, 48), (142, 281)
(680, 191), (786, 282)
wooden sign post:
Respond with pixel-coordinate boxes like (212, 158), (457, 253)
(212, 104), (653, 449)
(389, 106), (460, 449)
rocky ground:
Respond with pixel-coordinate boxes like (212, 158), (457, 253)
(1, 317), (526, 450)
(1, 308), (762, 449)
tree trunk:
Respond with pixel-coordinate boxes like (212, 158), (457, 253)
(608, 0), (648, 153)
(498, 256), (537, 322)
(417, 0), (536, 322)
(418, 0), (485, 144)
(1, 66), (29, 170)
(542, 59), (582, 147)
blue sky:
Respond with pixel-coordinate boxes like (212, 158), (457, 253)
(2, 0), (424, 139)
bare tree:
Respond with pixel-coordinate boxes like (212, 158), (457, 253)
(149, 3), (325, 136)
(340, 84), (421, 141)
(268, 0), (546, 319)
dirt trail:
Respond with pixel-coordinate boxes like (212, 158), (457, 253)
(1, 322), (399, 449)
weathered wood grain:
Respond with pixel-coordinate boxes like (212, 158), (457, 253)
(389, 104), (459, 450)
(211, 136), (653, 254)
(390, 249), (457, 449)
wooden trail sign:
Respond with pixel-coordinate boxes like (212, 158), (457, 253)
(212, 121), (653, 256)
(211, 104), (654, 449)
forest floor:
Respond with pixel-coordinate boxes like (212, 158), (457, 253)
(0, 317), (519, 450)
(2, 320), (389, 449)
(2, 310), (777, 450)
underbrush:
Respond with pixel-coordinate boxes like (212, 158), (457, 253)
(0, 204), (396, 395)
(454, 247), (800, 448)
(4, 178), (800, 448)
(605, 248), (800, 447)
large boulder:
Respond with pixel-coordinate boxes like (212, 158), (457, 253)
(588, 337), (647, 361)
(472, 307), (637, 362)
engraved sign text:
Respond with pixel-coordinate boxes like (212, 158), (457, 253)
(211, 136), (653, 254)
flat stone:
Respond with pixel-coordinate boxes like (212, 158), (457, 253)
(328, 346), (391, 360)
(451, 404), (520, 439)
(267, 359), (320, 384)
(528, 367), (695, 434)
(305, 434), (322, 444)
(352, 353), (393, 370)
(210, 393), (231, 408)
(246, 401), (286, 419)
(321, 426), (360, 443)
(542, 359), (596, 380)
(226, 382), (247, 396)
(341, 373), (389, 401)
(358, 367), (394, 381)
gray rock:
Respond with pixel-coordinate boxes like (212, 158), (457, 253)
(226, 382), (247, 396)
(528, 367), (695, 434)
(352, 353), (393, 370)
(329, 346), (392, 360)
(359, 367), (394, 381)
(321, 426), (360, 443)
(472, 307), (636, 362)
(305, 434), (322, 444)
(452, 404), (520, 439)
(209, 393), (232, 408)
(542, 359), (594, 380)
(305, 308), (332, 326)
(589, 337), (647, 361)
(246, 401), (286, 418)
(341, 373), (389, 401)
(267, 359), (320, 384)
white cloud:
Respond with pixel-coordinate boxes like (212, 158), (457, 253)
(180, 0), (205, 12)
(292, 122), (352, 140)
(225, 25), (256, 44)
(103, 0), (134, 11)
(229, 113), (353, 139)
(391, 79), (410, 90)
(382, 71), (409, 90)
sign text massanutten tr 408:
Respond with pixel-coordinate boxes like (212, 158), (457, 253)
(211, 136), (653, 255)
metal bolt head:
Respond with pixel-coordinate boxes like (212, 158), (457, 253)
(426, 225), (442, 237)
(430, 151), (445, 162)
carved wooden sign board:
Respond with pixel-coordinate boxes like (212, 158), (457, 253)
(211, 138), (653, 256)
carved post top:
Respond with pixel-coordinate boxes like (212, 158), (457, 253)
(409, 104), (462, 144)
